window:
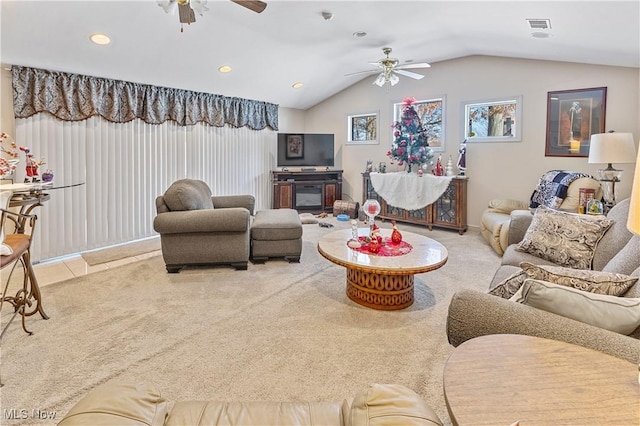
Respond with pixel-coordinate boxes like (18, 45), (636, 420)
(347, 112), (378, 145)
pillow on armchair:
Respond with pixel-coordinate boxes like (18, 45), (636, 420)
(163, 179), (213, 211)
(511, 279), (640, 335)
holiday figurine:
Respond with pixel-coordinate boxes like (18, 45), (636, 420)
(433, 155), (444, 176)
(391, 220), (402, 244)
(19, 146), (45, 182)
(457, 140), (467, 176)
(445, 155), (454, 176)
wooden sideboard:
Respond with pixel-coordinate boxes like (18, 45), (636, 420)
(362, 172), (467, 234)
(272, 170), (342, 214)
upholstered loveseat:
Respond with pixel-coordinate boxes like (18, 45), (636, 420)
(448, 198), (640, 363)
(480, 172), (601, 255)
(58, 381), (443, 426)
(153, 179), (255, 272)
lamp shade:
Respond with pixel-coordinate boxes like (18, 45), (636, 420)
(628, 147), (640, 235)
(588, 132), (637, 164)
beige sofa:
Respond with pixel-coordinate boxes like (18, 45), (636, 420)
(58, 381), (443, 426)
(448, 198), (640, 363)
(480, 175), (601, 255)
(153, 179), (255, 272)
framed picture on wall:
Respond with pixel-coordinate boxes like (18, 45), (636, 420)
(285, 134), (304, 159)
(545, 87), (607, 157)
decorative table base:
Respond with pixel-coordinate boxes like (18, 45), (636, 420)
(346, 268), (414, 310)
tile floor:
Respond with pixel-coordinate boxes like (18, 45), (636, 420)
(30, 249), (162, 287)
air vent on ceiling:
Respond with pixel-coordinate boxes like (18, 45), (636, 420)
(526, 18), (551, 30)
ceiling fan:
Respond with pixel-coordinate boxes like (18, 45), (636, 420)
(158, 0), (267, 32)
(346, 47), (431, 87)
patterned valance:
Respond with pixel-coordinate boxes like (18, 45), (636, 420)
(12, 66), (278, 131)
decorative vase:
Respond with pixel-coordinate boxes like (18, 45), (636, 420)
(391, 220), (402, 244)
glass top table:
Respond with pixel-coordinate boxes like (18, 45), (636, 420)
(317, 228), (448, 310)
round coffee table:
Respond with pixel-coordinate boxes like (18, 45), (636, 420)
(317, 229), (448, 310)
(444, 334), (640, 425)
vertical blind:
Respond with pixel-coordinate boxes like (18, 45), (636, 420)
(15, 115), (276, 262)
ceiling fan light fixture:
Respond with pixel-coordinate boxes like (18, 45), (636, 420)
(373, 73), (386, 87)
(389, 73), (400, 86)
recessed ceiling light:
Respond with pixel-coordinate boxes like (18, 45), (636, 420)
(90, 33), (111, 45)
(218, 65), (232, 73)
(353, 31), (367, 38)
(292, 82), (303, 89)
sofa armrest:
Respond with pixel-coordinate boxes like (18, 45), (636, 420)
(212, 195), (255, 215)
(506, 209), (533, 245)
(487, 199), (529, 214)
(153, 208), (250, 234)
(446, 289), (640, 363)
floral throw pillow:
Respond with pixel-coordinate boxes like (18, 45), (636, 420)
(489, 270), (528, 299)
(515, 206), (613, 269)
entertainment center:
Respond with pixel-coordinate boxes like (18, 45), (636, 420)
(272, 170), (343, 213)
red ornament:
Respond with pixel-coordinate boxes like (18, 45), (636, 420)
(368, 239), (380, 253)
(391, 220), (402, 244)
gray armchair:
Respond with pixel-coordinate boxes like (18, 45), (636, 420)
(153, 179), (255, 273)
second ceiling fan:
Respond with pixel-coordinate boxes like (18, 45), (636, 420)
(158, 0), (267, 31)
(346, 47), (431, 87)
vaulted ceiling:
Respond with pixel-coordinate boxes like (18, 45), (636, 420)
(2, 1), (639, 110)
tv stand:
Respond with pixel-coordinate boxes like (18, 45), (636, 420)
(272, 170), (343, 214)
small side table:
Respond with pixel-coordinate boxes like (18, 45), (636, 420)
(443, 334), (639, 425)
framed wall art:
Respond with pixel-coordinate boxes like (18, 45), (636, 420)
(463, 96), (522, 142)
(393, 97), (445, 152)
(285, 134), (304, 159)
(347, 112), (378, 145)
(545, 87), (607, 157)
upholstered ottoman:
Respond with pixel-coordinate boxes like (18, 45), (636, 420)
(251, 209), (302, 263)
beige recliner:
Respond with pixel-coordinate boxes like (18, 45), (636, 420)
(481, 173), (602, 255)
(58, 381), (443, 426)
(153, 179), (255, 272)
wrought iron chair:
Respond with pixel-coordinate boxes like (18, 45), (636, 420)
(0, 191), (49, 340)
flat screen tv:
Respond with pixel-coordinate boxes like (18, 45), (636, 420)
(277, 133), (334, 168)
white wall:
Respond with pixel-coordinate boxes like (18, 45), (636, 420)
(302, 55), (640, 227)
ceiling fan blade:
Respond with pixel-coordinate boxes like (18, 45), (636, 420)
(178, 3), (196, 23)
(345, 69), (378, 77)
(396, 62), (431, 70)
(396, 63), (431, 70)
(231, 0), (267, 13)
(395, 69), (425, 80)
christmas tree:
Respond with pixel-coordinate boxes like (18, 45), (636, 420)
(387, 97), (434, 171)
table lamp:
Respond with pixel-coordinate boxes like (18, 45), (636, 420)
(587, 132), (637, 208)
(628, 145), (640, 236)
(626, 145), (640, 385)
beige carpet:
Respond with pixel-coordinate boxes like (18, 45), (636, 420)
(1, 219), (501, 426)
(81, 237), (161, 265)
